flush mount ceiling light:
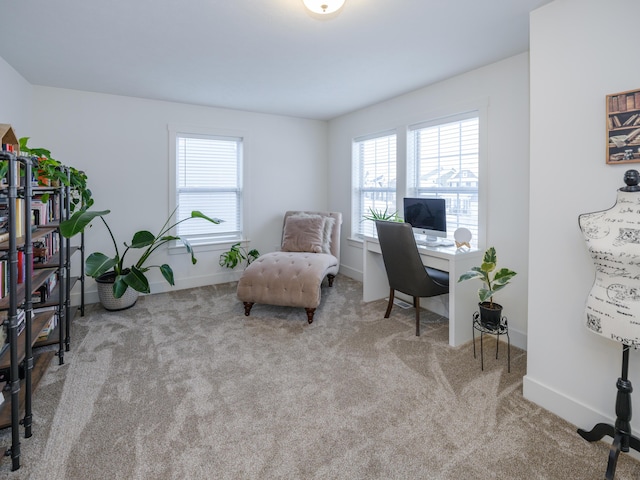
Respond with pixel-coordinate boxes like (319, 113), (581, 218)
(302, 0), (346, 15)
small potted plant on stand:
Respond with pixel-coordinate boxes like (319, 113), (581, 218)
(457, 246), (517, 329)
(219, 242), (260, 270)
(60, 207), (222, 310)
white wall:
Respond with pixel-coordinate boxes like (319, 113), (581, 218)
(525, 0), (640, 434)
(0, 56), (33, 138)
(5, 0), (632, 441)
(27, 87), (328, 303)
(328, 53), (531, 350)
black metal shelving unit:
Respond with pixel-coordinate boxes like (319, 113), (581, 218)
(0, 152), (85, 471)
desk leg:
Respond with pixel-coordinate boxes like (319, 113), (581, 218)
(448, 253), (482, 346)
(363, 246), (390, 302)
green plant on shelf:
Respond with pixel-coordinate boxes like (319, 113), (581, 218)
(15, 137), (93, 212)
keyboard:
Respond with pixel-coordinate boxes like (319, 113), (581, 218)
(418, 239), (455, 248)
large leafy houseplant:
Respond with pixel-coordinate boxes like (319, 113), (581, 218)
(60, 207), (222, 299)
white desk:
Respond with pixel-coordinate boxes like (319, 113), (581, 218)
(363, 235), (483, 347)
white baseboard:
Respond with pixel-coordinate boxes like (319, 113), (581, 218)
(69, 265), (362, 308)
(508, 326), (526, 351)
(69, 265), (528, 352)
(69, 270), (243, 307)
(338, 264), (362, 282)
(523, 374), (640, 460)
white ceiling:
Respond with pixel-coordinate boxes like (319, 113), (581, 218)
(0, 0), (552, 120)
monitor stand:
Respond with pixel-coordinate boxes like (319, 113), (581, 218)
(415, 234), (452, 248)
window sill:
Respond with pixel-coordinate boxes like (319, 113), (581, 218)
(168, 238), (247, 256)
(347, 237), (364, 249)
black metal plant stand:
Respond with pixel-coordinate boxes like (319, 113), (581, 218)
(577, 344), (640, 480)
(472, 311), (510, 373)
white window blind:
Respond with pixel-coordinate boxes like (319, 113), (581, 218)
(352, 132), (397, 238)
(175, 133), (242, 241)
(408, 114), (479, 241)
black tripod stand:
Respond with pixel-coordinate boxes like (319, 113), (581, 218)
(577, 344), (640, 479)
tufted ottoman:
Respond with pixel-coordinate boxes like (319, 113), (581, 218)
(236, 251), (338, 323)
(236, 210), (342, 324)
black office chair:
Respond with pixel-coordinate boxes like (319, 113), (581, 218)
(375, 220), (450, 336)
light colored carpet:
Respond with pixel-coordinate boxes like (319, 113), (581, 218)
(1, 275), (639, 479)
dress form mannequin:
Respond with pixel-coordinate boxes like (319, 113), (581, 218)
(578, 169), (640, 344)
(577, 169), (640, 479)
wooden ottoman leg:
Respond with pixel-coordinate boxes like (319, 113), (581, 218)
(243, 302), (254, 316)
(327, 274), (335, 287)
(305, 308), (316, 324)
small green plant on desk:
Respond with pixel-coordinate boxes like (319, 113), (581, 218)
(362, 207), (401, 222)
(219, 243), (260, 269)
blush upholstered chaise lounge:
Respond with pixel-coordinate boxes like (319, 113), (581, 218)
(236, 211), (342, 323)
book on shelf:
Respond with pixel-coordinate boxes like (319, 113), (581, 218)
(31, 272), (58, 305)
(15, 197), (24, 239)
(0, 315), (6, 357)
(626, 128), (640, 145)
(612, 95), (619, 112)
(0, 259), (6, 299)
(0, 196), (27, 239)
(16, 308), (26, 337)
(17, 250), (24, 284)
(36, 313), (58, 342)
(45, 271), (58, 295)
(619, 95), (628, 112)
(627, 95), (636, 111)
(32, 285), (47, 304)
(32, 196), (56, 226)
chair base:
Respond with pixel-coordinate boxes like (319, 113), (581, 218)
(384, 289), (422, 336)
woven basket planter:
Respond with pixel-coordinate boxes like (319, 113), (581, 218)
(95, 272), (139, 311)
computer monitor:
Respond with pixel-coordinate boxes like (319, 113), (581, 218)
(403, 197), (447, 242)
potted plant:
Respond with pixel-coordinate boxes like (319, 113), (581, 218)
(219, 242), (260, 270)
(457, 246), (517, 329)
(18, 137), (93, 212)
(60, 207), (222, 310)
(362, 206), (401, 222)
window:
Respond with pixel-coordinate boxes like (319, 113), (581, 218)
(408, 113), (479, 241)
(352, 132), (397, 238)
(171, 129), (243, 244)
